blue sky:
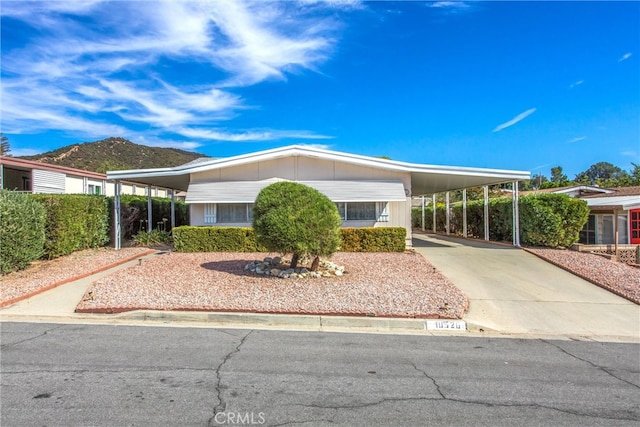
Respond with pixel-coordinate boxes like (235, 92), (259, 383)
(2, 1), (638, 178)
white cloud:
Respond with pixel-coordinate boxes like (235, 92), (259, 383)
(619, 52), (632, 62)
(429, 2), (470, 9)
(492, 108), (537, 132)
(569, 80), (584, 89)
(1, 0), (344, 143)
(568, 136), (586, 143)
(176, 127), (333, 142)
(621, 150), (638, 157)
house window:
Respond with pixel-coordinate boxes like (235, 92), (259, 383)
(336, 202), (388, 222)
(579, 215), (595, 244)
(597, 214), (628, 244)
(204, 203), (254, 224)
(88, 184), (101, 195)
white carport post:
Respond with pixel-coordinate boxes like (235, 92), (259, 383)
(614, 211), (619, 260)
(483, 185), (489, 241)
(421, 195), (425, 231)
(114, 180), (121, 250)
(512, 181), (521, 247)
(170, 190), (176, 232)
(432, 194), (436, 233)
(462, 188), (468, 238)
(147, 186), (152, 232)
(445, 191), (450, 235)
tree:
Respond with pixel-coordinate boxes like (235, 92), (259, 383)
(253, 182), (342, 270)
(529, 173), (549, 190)
(630, 163), (640, 186)
(0, 133), (10, 156)
(550, 166), (569, 186)
(574, 162), (628, 186)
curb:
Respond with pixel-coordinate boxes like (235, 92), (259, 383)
(0, 310), (468, 334)
(0, 249), (157, 309)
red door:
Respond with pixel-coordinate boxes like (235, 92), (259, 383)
(631, 209), (640, 244)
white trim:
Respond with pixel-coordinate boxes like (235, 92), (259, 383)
(106, 145), (531, 194)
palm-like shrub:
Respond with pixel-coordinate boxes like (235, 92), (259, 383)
(253, 182), (342, 269)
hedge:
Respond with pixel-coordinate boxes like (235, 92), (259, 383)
(31, 194), (110, 259)
(0, 190), (46, 274)
(174, 227), (266, 252)
(173, 226), (406, 253)
(339, 227), (406, 252)
(411, 193), (589, 248)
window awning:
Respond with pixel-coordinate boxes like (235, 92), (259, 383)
(185, 179), (408, 203)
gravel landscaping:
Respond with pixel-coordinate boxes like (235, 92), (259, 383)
(4, 244), (637, 318)
(76, 251), (469, 319)
(0, 247), (154, 306)
(525, 247), (640, 304)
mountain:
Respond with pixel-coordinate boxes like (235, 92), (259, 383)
(20, 137), (208, 173)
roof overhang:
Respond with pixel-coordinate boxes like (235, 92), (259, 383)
(107, 145), (531, 194)
(186, 179), (407, 203)
(585, 196), (640, 211)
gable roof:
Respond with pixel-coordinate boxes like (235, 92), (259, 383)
(107, 144), (531, 194)
(581, 186), (640, 198)
(520, 185), (615, 197)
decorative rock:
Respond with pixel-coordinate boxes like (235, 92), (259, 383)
(243, 257), (346, 279)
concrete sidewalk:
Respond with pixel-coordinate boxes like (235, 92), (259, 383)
(412, 233), (639, 340)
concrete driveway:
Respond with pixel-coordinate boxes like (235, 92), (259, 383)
(413, 233), (640, 340)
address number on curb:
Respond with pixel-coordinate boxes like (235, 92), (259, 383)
(426, 320), (466, 331)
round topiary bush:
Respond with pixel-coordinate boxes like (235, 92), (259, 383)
(0, 190), (46, 274)
(253, 182), (342, 269)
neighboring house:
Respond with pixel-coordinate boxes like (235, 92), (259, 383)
(0, 156), (171, 197)
(579, 186), (640, 245)
(526, 185), (640, 245)
(107, 145), (530, 248)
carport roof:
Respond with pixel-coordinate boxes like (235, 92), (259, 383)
(106, 145), (530, 195)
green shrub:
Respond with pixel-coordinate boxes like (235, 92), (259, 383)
(340, 227), (406, 252)
(174, 226), (405, 253)
(253, 182), (342, 268)
(0, 190), (46, 274)
(411, 193), (589, 248)
(173, 226), (265, 252)
(132, 230), (172, 247)
(31, 194), (109, 259)
(519, 194), (589, 247)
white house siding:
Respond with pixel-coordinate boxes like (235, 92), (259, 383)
(65, 175), (85, 194)
(188, 157), (414, 246)
(32, 169), (65, 194)
(191, 157), (410, 187)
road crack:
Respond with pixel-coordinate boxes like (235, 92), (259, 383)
(288, 360), (638, 422)
(541, 339), (640, 390)
(208, 330), (253, 427)
(0, 324), (65, 349)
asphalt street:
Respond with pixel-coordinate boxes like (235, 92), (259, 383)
(1, 322), (639, 426)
